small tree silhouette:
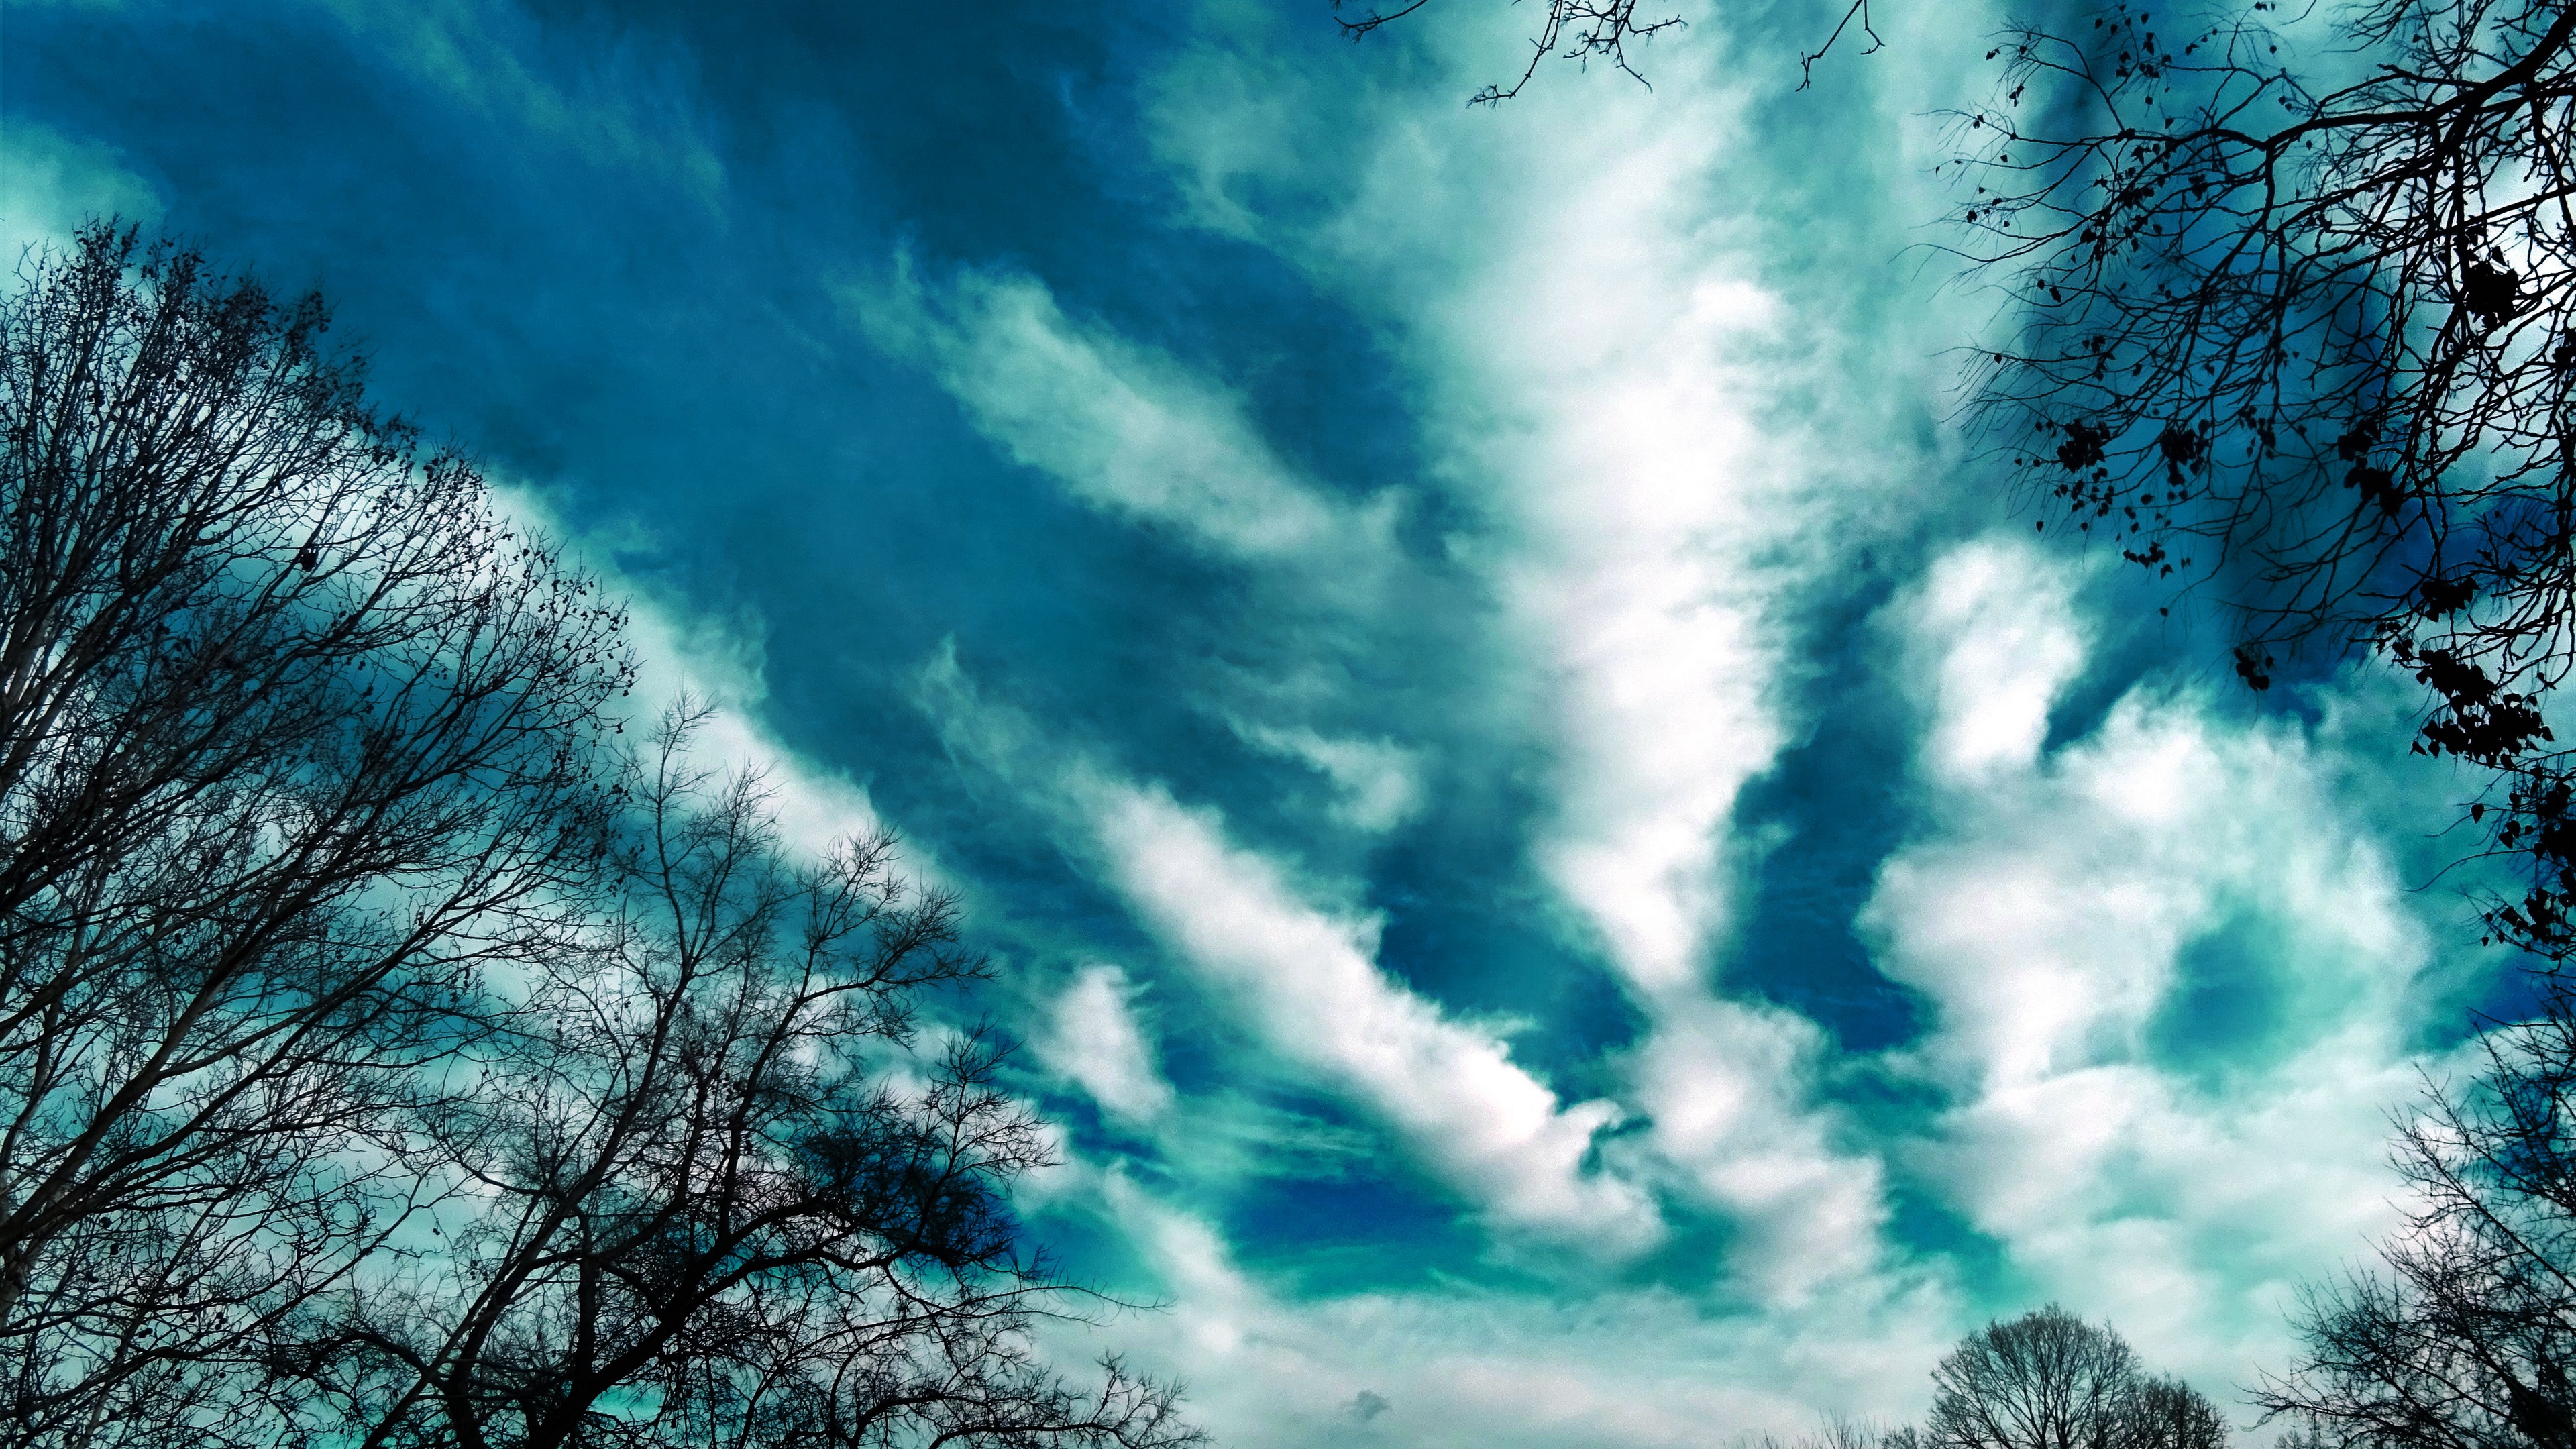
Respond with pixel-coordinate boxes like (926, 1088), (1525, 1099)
(1926, 1305), (2224, 1449)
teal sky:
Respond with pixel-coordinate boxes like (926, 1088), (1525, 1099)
(0, 1), (2518, 1442)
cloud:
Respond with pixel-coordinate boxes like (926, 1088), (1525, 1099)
(1136, 0), (1921, 1303)
(312, 0), (726, 201)
(847, 262), (1397, 580)
(0, 120), (160, 262)
(1087, 778), (1660, 1246)
(1436, 117), (1802, 1003)
(1865, 535), (2449, 1387)
(1230, 722), (1424, 833)
(1036, 963), (1177, 1124)
(1613, 996), (1889, 1298)
(1902, 539), (2092, 788)
(1030, 1168), (1962, 1449)
(922, 650), (1662, 1251)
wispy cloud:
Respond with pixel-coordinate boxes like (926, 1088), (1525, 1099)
(922, 648), (1663, 1251)
(1149, 7), (1902, 1295)
(313, 0), (726, 201)
(1036, 963), (1177, 1124)
(848, 262), (1399, 581)
(1086, 777), (1661, 1247)
(1026, 1168), (1960, 1449)
(1228, 721), (1424, 833)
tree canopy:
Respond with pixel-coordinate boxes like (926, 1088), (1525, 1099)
(0, 225), (1198, 1449)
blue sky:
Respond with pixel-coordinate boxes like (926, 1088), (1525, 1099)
(0, 1), (2519, 1442)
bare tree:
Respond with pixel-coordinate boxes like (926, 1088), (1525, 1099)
(2132, 1375), (2230, 1449)
(278, 707), (1203, 1449)
(1951, 1), (2576, 956)
(1928, 1306), (2226, 1449)
(0, 227), (1202, 1448)
(2255, 975), (2576, 1449)
(0, 223), (632, 1445)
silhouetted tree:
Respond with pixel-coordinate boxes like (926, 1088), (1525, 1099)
(275, 706), (1203, 1449)
(1953, 1), (2576, 957)
(0, 228), (1202, 1448)
(1927, 1305), (2226, 1449)
(2255, 975), (2576, 1449)
(0, 223), (633, 1445)
(2132, 1376), (2232, 1449)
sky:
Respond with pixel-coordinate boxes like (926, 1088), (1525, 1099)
(0, 1), (2524, 1444)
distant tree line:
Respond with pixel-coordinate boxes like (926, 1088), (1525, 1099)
(0, 224), (1201, 1449)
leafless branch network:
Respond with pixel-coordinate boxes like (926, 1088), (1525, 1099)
(1952, 0), (2576, 959)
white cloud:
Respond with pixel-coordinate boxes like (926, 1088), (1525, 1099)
(1613, 996), (1888, 1298)
(848, 262), (1397, 580)
(1460, 156), (1799, 1002)
(1903, 538), (2092, 788)
(0, 120), (160, 264)
(920, 651), (1661, 1250)
(1038, 963), (1177, 1123)
(1029, 1167), (1962, 1449)
(1232, 722), (1425, 833)
(1866, 536), (2447, 1389)
(1185, 43), (1828, 926)
(1087, 778), (1660, 1248)
(1140, 0), (1909, 1301)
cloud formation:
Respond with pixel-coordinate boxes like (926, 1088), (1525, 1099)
(1087, 776), (1662, 1248)
(921, 651), (1662, 1250)
(1, 120), (160, 264)
(23, 0), (2524, 1439)
(1037, 963), (1177, 1124)
(1025, 1168), (1959, 1449)
(849, 263), (1397, 578)
(1867, 535), (2447, 1384)
(1162, 9), (1906, 1296)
